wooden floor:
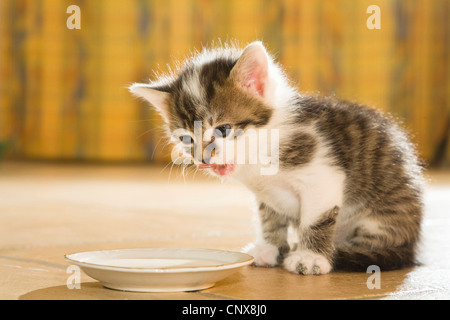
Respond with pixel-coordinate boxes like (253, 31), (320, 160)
(1, 162), (449, 300)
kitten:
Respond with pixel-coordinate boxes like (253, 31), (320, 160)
(130, 41), (424, 274)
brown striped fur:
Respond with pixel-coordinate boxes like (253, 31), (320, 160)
(130, 41), (424, 273)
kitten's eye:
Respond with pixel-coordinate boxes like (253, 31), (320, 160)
(179, 135), (192, 145)
(215, 124), (232, 138)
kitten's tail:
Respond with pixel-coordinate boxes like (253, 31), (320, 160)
(333, 244), (419, 272)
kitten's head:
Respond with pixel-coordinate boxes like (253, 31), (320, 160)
(130, 41), (288, 177)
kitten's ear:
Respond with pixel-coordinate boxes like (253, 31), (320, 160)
(129, 83), (171, 122)
(230, 41), (270, 98)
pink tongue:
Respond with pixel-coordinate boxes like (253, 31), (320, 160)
(213, 165), (229, 176)
(198, 164), (232, 176)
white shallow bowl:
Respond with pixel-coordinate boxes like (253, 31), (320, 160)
(64, 248), (253, 292)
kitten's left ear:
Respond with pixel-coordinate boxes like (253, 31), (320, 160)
(230, 41), (270, 98)
(129, 83), (171, 122)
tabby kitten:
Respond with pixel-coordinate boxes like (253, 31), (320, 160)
(130, 42), (423, 274)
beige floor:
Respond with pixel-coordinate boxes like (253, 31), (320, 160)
(0, 162), (449, 300)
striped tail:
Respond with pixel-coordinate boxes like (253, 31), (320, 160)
(333, 244), (419, 272)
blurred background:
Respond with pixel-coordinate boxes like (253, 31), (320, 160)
(0, 0), (449, 166)
(2, 1), (450, 300)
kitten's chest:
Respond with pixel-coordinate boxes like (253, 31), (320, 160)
(236, 169), (301, 218)
(235, 161), (346, 224)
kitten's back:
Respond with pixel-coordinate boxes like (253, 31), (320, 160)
(292, 95), (424, 270)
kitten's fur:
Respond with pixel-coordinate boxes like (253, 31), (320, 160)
(130, 42), (424, 274)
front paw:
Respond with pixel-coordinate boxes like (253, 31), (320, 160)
(242, 242), (280, 267)
(283, 250), (332, 275)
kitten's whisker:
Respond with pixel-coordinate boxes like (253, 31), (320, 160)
(160, 159), (175, 175)
(167, 156), (184, 183)
(150, 136), (167, 160)
(167, 160), (177, 183)
(129, 118), (161, 123)
(192, 165), (199, 179)
(181, 164), (187, 183)
(136, 128), (155, 139)
(185, 164), (196, 179)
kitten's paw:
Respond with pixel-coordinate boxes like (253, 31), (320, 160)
(283, 250), (332, 275)
(242, 242), (279, 267)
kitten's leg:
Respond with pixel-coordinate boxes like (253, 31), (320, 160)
(284, 206), (338, 275)
(243, 202), (290, 267)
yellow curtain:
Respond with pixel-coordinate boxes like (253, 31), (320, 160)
(0, 0), (449, 165)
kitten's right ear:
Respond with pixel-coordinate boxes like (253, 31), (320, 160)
(129, 83), (171, 122)
(230, 41), (270, 98)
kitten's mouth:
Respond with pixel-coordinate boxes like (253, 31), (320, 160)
(198, 163), (235, 176)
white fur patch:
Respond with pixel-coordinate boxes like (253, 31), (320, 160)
(256, 184), (300, 218)
(242, 241), (279, 267)
(287, 128), (346, 228)
(291, 162), (345, 228)
(235, 123), (345, 228)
